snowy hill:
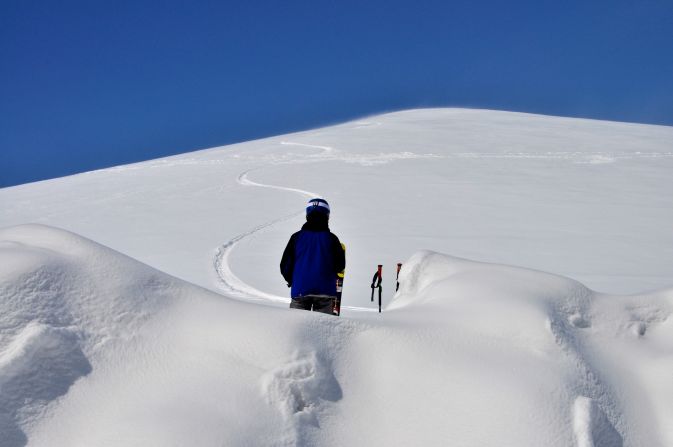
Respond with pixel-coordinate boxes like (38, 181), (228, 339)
(1, 108), (673, 446)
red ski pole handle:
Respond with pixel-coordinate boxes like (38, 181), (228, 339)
(371, 265), (383, 302)
(396, 263), (402, 292)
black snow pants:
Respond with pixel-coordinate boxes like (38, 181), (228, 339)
(289, 295), (335, 315)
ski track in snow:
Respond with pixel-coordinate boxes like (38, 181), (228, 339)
(213, 208), (300, 304)
(279, 141), (334, 154)
(237, 169), (319, 199)
(96, 150), (673, 173)
(352, 121), (383, 129)
(213, 144), (375, 312)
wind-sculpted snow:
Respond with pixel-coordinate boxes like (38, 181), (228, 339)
(389, 250), (673, 447)
(0, 224), (352, 446)
(0, 322), (90, 446)
(1, 224), (671, 446)
(0, 224), (185, 445)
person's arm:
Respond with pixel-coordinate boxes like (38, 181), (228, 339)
(280, 233), (297, 286)
(331, 234), (346, 274)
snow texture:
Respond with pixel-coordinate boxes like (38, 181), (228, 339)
(1, 108), (672, 446)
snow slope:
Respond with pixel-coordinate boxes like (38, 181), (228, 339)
(1, 109), (673, 446)
(3, 109), (673, 298)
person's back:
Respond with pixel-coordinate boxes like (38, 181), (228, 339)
(280, 198), (345, 314)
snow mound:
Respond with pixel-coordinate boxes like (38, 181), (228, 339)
(0, 224), (349, 446)
(0, 224), (182, 339)
(384, 250), (673, 446)
(1, 229), (672, 445)
(391, 250), (596, 348)
(0, 224), (189, 445)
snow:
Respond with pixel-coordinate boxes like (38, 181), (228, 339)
(1, 108), (672, 446)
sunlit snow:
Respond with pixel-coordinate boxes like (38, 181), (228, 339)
(1, 109), (672, 446)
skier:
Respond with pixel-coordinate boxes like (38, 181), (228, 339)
(280, 198), (346, 314)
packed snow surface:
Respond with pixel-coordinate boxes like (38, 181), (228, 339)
(1, 109), (673, 446)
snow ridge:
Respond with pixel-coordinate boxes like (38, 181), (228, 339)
(393, 250), (672, 446)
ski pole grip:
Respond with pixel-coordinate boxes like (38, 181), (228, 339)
(371, 265), (382, 301)
(396, 263), (402, 292)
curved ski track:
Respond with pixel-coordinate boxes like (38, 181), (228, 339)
(213, 142), (375, 312)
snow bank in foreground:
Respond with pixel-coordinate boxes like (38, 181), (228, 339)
(0, 224), (186, 444)
(1, 225), (672, 446)
(0, 224), (343, 446)
(387, 251), (673, 447)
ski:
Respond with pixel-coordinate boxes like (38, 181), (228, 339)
(334, 243), (346, 316)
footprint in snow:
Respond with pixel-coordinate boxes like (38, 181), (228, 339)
(631, 321), (647, 337)
(261, 352), (342, 426)
(569, 313), (591, 329)
(0, 322), (91, 447)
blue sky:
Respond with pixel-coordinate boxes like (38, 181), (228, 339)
(2, 0), (672, 187)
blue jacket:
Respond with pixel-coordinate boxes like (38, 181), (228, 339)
(280, 215), (345, 298)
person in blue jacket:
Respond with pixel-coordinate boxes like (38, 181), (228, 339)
(280, 198), (346, 314)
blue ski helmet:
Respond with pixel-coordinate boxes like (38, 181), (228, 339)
(306, 198), (330, 216)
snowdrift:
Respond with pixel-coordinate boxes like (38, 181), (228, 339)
(0, 224), (350, 446)
(1, 224), (671, 446)
(390, 251), (673, 447)
(0, 224), (188, 444)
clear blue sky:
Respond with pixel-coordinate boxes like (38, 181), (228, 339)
(2, 0), (672, 187)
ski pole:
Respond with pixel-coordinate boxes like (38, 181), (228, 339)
(370, 265), (383, 312)
(378, 264), (382, 313)
(396, 263), (402, 292)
